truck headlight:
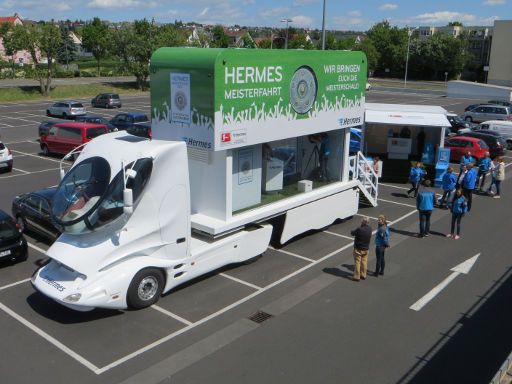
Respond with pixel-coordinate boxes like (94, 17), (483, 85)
(63, 293), (82, 302)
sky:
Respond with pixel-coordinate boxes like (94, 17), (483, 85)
(1, 0), (510, 30)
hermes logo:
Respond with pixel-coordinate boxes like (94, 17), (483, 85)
(221, 133), (231, 142)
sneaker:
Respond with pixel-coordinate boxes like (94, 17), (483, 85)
(454, 235), (460, 240)
(446, 234), (452, 238)
(493, 195), (501, 199)
(379, 272), (384, 275)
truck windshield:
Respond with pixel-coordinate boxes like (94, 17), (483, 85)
(52, 157), (111, 227)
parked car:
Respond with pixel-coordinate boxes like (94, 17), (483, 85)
(447, 113), (477, 134)
(464, 103), (490, 112)
(110, 112), (149, 131)
(46, 101), (87, 119)
(126, 122), (152, 139)
(0, 141), (13, 172)
(75, 115), (116, 132)
(12, 187), (60, 241)
(461, 104), (512, 123)
(444, 136), (489, 163)
(479, 120), (512, 149)
(0, 209), (27, 263)
(40, 122), (109, 158)
(459, 131), (506, 158)
(349, 127), (362, 153)
(488, 100), (512, 108)
(38, 120), (67, 137)
(91, 93), (122, 109)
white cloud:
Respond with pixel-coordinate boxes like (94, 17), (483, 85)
(53, 3), (71, 11)
(87, 0), (143, 8)
(348, 10), (362, 17)
(483, 0), (506, 5)
(199, 7), (209, 16)
(413, 11), (476, 24)
(242, 0), (255, 4)
(290, 15), (314, 27)
(259, 7), (290, 18)
(293, 0), (320, 5)
(332, 12), (368, 30)
(195, 2), (245, 25)
(379, 3), (398, 11)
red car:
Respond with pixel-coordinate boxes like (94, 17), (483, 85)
(444, 136), (489, 163)
(40, 122), (109, 158)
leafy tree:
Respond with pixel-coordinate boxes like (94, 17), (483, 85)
(324, 32), (338, 50)
(288, 33), (315, 50)
(12, 23), (61, 95)
(448, 22), (463, 27)
(366, 21), (408, 76)
(81, 17), (110, 75)
(257, 38), (272, 49)
(1, 23), (24, 77)
(211, 25), (228, 48)
(337, 37), (356, 50)
(241, 34), (257, 48)
(57, 27), (77, 67)
(354, 38), (380, 73)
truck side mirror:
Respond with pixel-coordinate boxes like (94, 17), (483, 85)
(123, 188), (133, 215)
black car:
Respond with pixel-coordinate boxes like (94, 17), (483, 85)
(12, 187), (60, 242)
(38, 120), (67, 137)
(459, 131), (506, 158)
(126, 122), (152, 139)
(75, 115), (116, 132)
(447, 114), (477, 133)
(91, 93), (122, 108)
(110, 112), (149, 131)
(0, 209), (28, 263)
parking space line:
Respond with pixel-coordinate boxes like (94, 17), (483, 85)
(323, 231), (353, 240)
(11, 149), (64, 164)
(4, 139), (39, 145)
(2, 116), (40, 124)
(0, 167), (61, 179)
(378, 198), (417, 208)
(151, 305), (193, 326)
(218, 273), (262, 290)
(12, 167), (30, 174)
(0, 122), (13, 127)
(27, 242), (48, 254)
(0, 278), (31, 292)
(379, 183), (409, 191)
(267, 246), (315, 263)
(355, 213), (379, 221)
(0, 302), (101, 373)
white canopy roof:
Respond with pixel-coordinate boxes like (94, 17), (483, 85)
(365, 103), (450, 127)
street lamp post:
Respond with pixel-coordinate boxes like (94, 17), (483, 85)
(281, 18), (292, 49)
(404, 28), (416, 88)
(321, 0), (327, 50)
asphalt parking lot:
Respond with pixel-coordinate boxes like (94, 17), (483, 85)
(1, 90), (511, 384)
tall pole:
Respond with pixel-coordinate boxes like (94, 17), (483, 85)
(321, 0), (327, 50)
(404, 28), (413, 88)
(281, 18), (292, 49)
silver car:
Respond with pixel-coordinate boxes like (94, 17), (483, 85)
(461, 104), (512, 123)
(46, 101), (87, 119)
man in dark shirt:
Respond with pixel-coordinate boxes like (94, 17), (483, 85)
(351, 216), (372, 281)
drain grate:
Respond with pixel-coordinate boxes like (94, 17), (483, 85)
(248, 310), (273, 324)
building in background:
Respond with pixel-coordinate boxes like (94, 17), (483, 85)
(487, 20), (512, 87)
(0, 13), (35, 65)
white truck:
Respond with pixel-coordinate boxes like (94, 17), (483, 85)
(32, 48), (377, 311)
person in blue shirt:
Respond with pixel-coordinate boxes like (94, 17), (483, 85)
(416, 179), (435, 237)
(446, 189), (468, 240)
(459, 150), (474, 172)
(439, 167), (457, 208)
(407, 162), (426, 198)
(374, 214), (390, 277)
(476, 152), (491, 192)
(461, 163), (477, 212)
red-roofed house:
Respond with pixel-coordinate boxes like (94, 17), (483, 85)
(0, 13), (35, 65)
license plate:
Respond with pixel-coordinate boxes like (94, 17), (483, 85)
(0, 249), (12, 257)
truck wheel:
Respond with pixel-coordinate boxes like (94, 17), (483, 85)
(127, 268), (164, 309)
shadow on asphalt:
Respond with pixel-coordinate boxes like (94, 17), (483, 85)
(392, 192), (411, 199)
(389, 227), (419, 238)
(397, 266), (512, 384)
(323, 264), (356, 281)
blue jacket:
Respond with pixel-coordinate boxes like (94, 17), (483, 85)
(442, 172), (457, 191)
(375, 224), (390, 247)
(460, 155), (474, 171)
(451, 196), (468, 215)
(479, 157), (491, 172)
(462, 168), (477, 190)
(417, 189), (435, 211)
(409, 167), (425, 183)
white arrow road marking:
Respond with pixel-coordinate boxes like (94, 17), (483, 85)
(410, 253), (480, 311)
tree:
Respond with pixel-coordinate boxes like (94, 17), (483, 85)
(1, 23), (24, 78)
(211, 25), (229, 48)
(82, 17), (110, 75)
(57, 27), (77, 67)
(366, 21), (408, 76)
(324, 32), (338, 50)
(354, 38), (380, 73)
(448, 22), (463, 27)
(13, 23), (61, 95)
(288, 33), (315, 50)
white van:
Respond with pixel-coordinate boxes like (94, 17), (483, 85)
(480, 120), (512, 149)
